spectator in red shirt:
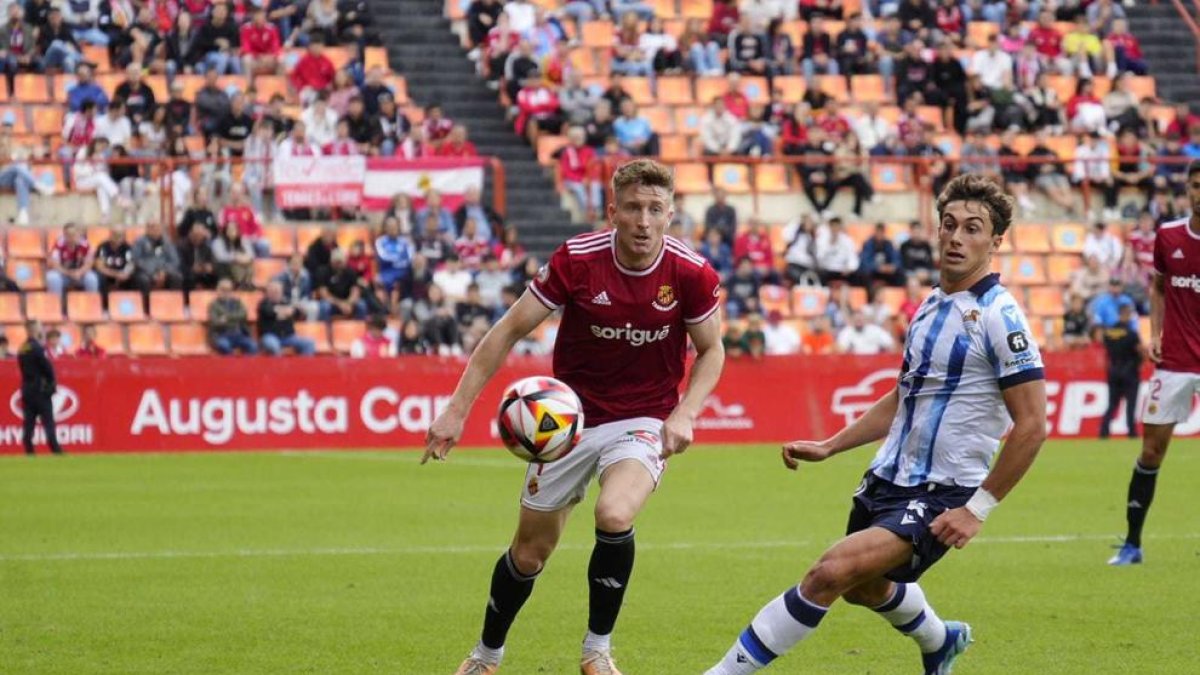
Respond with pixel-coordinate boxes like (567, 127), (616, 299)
(556, 125), (602, 221)
(721, 73), (751, 120)
(455, 220), (490, 271)
(514, 77), (563, 145)
(707, 0), (738, 44)
(75, 324), (106, 358)
(347, 240), (375, 284)
(221, 183), (269, 257)
(1164, 102), (1200, 143)
(733, 217), (780, 284)
(434, 125), (479, 157)
(46, 222), (99, 296)
(350, 315), (396, 358)
(289, 35), (335, 103)
(1105, 18), (1146, 76)
(422, 103), (455, 148)
(1027, 10), (1064, 65)
(241, 6), (283, 75)
(934, 0), (964, 46)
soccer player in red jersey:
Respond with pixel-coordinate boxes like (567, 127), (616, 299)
(424, 160), (725, 674)
(1110, 161), (1200, 566)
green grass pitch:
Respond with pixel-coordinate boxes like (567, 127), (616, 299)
(2, 440), (1198, 674)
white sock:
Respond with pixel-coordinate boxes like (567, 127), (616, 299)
(872, 583), (947, 653)
(582, 630), (611, 654)
(706, 586), (828, 674)
(470, 642), (504, 665)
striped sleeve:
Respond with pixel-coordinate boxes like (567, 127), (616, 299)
(986, 294), (1045, 390)
(528, 245), (570, 309)
(683, 260), (722, 325)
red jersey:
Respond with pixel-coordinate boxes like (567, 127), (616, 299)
(423, 117), (454, 143)
(721, 92), (750, 120)
(51, 236), (91, 270)
(221, 205), (262, 238)
(348, 252), (374, 282)
(1106, 32), (1142, 60)
(323, 139), (360, 155)
(733, 231), (773, 270)
(76, 342), (107, 358)
(529, 231), (721, 425)
(1028, 26), (1062, 58)
(290, 53), (335, 92)
(1153, 218), (1200, 373)
(455, 238), (488, 269)
(1128, 227), (1155, 271)
(354, 334), (393, 358)
(434, 140), (478, 157)
(557, 144), (595, 183)
(240, 22), (281, 56)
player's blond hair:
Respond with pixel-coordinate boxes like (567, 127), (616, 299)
(611, 159), (674, 198)
(936, 174), (1015, 237)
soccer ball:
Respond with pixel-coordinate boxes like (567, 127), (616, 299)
(497, 377), (584, 463)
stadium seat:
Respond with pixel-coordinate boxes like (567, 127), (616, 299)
(1004, 255), (1048, 285)
(168, 324), (210, 356)
(695, 77), (727, 105)
(791, 287), (829, 319)
(7, 229), (45, 258)
(656, 77), (693, 106)
(1044, 75), (1077, 104)
(23, 292), (62, 323)
(253, 258), (287, 289)
(623, 77), (655, 106)
(740, 77), (769, 104)
(673, 162), (710, 193)
(295, 225), (325, 253)
(31, 105), (64, 136)
(238, 292), (264, 321)
(713, 164), (751, 194)
(815, 75), (849, 102)
(582, 21), (614, 48)
(642, 105), (674, 134)
(877, 287), (906, 315)
(773, 76), (806, 103)
(336, 226), (373, 253)
(93, 322), (126, 354)
(294, 322), (332, 353)
(66, 292), (104, 322)
(1051, 223), (1087, 253)
(128, 322), (169, 356)
(149, 291), (188, 322)
(758, 286), (791, 317)
(850, 75), (888, 104)
(658, 134), (691, 161)
(1027, 286), (1066, 318)
(1046, 254), (1081, 285)
(966, 21), (1000, 47)
(673, 106), (704, 136)
(1013, 223), (1051, 253)
(0, 294), (22, 323)
(679, 0), (713, 19)
(186, 290), (218, 321)
(649, 0), (677, 18)
(3, 322), (28, 345)
(870, 163), (913, 192)
(8, 259), (44, 290)
(754, 163), (791, 193)
(844, 223), (874, 246)
(261, 227), (296, 257)
(108, 291), (146, 322)
(332, 320), (366, 354)
(14, 74), (50, 103)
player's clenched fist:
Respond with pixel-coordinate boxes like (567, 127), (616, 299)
(930, 507), (982, 549)
(422, 410), (464, 464)
(660, 411), (694, 459)
(781, 440), (833, 469)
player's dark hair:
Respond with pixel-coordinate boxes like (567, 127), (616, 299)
(1187, 159), (1200, 179)
(611, 159), (674, 198)
(936, 174), (1015, 237)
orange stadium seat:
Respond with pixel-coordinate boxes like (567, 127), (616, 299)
(8, 259), (44, 290)
(679, 0), (713, 19)
(295, 225), (324, 253)
(695, 77), (727, 105)
(1013, 223), (1051, 253)
(673, 106), (704, 135)
(1005, 255), (1048, 285)
(364, 47), (389, 72)
(294, 321), (332, 353)
(658, 134), (691, 161)
(755, 163), (791, 193)
(643, 105), (675, 134)
(1051, 223), (1087, 253)
(656, 77), (693, 105)
(845, 223), (874, 246)
(713, 164), (751, 193)
(773, 76), (806, 103)
(332, 320), (366, 354)
(8, 229), (45, 258)
(3, 322), (28, 345)
(673, 162), (711, 193)
(966, 21), (1000, 48)
(187, 291), (216, 322)
(14, 75), (50, 103)
(1044, 75), (1077, 103)
(1091, 76), (1112, 98)
(623, 77), (655, 106)
(253, 258), (287, 289)
(568, 48), (597, 77)
(871, 163), (913, 192)
(336, 225), (373, 252)
(649, 0), (677, 18)
(262, 227), (297, 257)
(877, 287), (906, 316)
(815, 75), (849, 102)
(740, 77), (770, 104)
(0, 294), (22, 323)
(169, 324), (210, 356)
(582, 21), (614, 48)
(81, 45), (109, 70)
(24, 290), (62, 321)
(850, 75), (888, 104)
(791, 286), (829, 318)
(238, 292), (263, 321)
(1027, 286), (1066, 318)
(128, 322), (169, 355)
(109, 292), (145, 322)
(31, 106), (64, 136)
(66, 292), (104, 322)
(93, 322), (126, 354)
(1047, 254), (1081, 285)
(149, 291), (188, 322)
(254, 75), (290, 102)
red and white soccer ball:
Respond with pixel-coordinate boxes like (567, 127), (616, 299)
(497, 377), (584, 463)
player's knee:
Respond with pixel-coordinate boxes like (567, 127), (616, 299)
(593, 501), (637, 533)
(510, 540), (553, 574)
(801, 558), (851, 599)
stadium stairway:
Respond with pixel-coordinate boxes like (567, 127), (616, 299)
(372, 0), (588, 257)
(1126, 3), (1200, 112)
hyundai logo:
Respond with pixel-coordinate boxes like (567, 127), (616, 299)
(10, 386), (80, 422)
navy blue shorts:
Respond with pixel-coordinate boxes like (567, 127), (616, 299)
(845, 472), (976, 583)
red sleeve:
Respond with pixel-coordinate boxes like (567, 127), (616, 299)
(289, 56), (309, 89)
(683, 262), (722, 324)
(528, 244), (572, 309)
(240, 23), (253, 50)
(267, 26), (281, 54)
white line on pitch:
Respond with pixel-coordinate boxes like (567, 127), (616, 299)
(2, 533), (1198, 563)
(276, 450), (516, 468)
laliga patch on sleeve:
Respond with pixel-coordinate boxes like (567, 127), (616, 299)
(1007, 330), (1030, 353)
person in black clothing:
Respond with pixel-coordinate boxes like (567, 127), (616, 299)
(1100, 303), (1143, 439)
(195, 1), (241, 75)
(342, 95), (376, 154)
(1062, 293), (1091, 349)
(455, 283), (492, 327)
(703, 187), (738, 244)
(177, 188), (219, 239)
(835, 13), (871, 77)
(727, 16), (766, 76)
(316, 249), (367, 318)
(18, 320), (63, 455)
(466, 0), (503, 49)
(179, 225), (218, 297)
(583, 99), (614, 149)
(898, 220), (936, 284)
(218, 93), (254, 157)
(304, 226), (339, 280)
(113, 63), (156, 124)
(800, 16), (837, 82)
(929, 42), (967, 134)
(896, 0), (935, 41)
(797, 127), (835, 212)
(258, 281), (317, 355)
(894, 39), (932, 106)
(94, 226), (136, 310)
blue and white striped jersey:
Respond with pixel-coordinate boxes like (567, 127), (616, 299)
(869, 273), (1045, 488)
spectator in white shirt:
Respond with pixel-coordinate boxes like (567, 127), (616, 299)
(94, 99), (133, 147)
(816, 217), (859, 284)
(851, 102), (896, 153)
(504, 0), (536, 34)
(969, 34), (1014, 90)
(431, 254), (474, 302)
(1071, 131), (1117, 218)
(276, 121), (323, 157)
(836, 310), (896, 355)
(301, 93), (339, 148)
(1082, 221), (1124, 270)
(763, 309), (802, 355)
(700, 97), (743, 156)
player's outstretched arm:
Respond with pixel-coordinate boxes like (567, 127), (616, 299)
(783, 386), (899, 469)
(422, 291), (553, 464)
(930, 379), (1048, 549)
(662, 312), (725, 459)
(1148, 272), (1165, 363)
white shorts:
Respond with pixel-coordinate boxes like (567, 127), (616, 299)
(1142, 370), (1200, 425)
(521, 417), (666, 512)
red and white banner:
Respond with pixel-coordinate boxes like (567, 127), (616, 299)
(272, 157), (486, 212)
(0, 352), (1195, 454)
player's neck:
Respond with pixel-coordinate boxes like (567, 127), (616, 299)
(615, 240), (663, 271)
(940, 266), (991, 295)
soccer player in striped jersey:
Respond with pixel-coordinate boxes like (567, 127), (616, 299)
(1109, 161), (1200, 566)
(706, 175), (1049, 674)
(424, 160), (725, 674)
